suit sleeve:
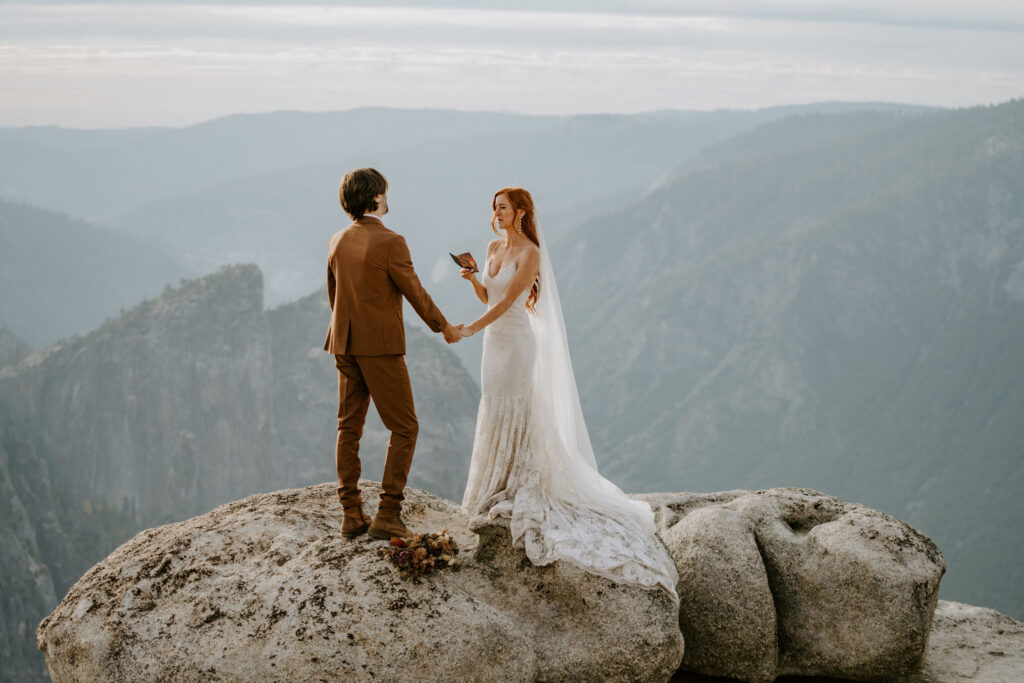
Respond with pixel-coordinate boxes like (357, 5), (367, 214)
(387, 235), (448, 333)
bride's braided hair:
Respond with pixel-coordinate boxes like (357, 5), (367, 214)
(490, 187), (540, 313)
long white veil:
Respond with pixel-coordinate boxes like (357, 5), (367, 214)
(526, 222), (661, 536)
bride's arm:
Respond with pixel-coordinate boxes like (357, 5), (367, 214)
(462, 246), (540, 336)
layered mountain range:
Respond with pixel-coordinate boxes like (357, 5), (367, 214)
(0, 103), (928, 366)
(1, 100), (1021, 680)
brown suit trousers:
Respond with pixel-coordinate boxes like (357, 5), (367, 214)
(334, 354), (418, 510)
(324, 216), (447, 510)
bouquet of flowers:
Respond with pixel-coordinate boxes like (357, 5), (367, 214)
(378, 528), (460, 580)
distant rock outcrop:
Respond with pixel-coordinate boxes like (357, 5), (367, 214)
(641, 488), (945, 682)
(37, 481), (683, 682)
(39, 480), (1019, 683)
(1, 264), (278, 527)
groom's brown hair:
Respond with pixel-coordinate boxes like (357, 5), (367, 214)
(340, 168), (388, 219)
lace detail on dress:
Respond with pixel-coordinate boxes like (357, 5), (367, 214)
(461, 261), (680, 600)
(462, 394), (538, 519)
(511, 487), (680, 598)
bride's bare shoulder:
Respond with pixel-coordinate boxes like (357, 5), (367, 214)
(518, 243), (541, 270)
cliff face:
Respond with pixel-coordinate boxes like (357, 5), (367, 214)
(1, 265), (277, 525)
(0, 264), (478, 682)
(1, 422), (61, 681)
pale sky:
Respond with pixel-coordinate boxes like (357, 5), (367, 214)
(1, 0), (1023, 128)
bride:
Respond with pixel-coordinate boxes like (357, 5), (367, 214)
(457, 187), (679, 600)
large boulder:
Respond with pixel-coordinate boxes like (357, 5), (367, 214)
(641, 487), (946, 682)
(661, 505), (777, 682)
(37, 480), (683, 682)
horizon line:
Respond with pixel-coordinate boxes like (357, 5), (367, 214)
(0, 98), (969, 132)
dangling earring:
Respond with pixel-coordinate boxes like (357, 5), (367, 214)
(515, 215), (524, 236)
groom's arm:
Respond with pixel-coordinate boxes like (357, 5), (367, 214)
(387, 235), (448, 333)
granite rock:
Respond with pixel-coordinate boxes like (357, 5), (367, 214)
(642, 487), (946, 682)
(37, 480), (683, 682)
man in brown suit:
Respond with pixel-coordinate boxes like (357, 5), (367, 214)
(325, 167), (461, 540)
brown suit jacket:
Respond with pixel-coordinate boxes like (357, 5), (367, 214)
(323, 215), (447, 356)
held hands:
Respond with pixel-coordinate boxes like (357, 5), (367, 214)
(443, 323), (464, 344)
(459, 325), (475, 338)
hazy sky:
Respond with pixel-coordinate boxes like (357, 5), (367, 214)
(2, 0), (1023, 128)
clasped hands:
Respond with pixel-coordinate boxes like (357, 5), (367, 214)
(443, 323), (476, 344)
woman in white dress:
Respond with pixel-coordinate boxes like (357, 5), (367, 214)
(457, 187), (679, 600)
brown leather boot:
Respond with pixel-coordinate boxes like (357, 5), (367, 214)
(341, 505), (371, 538)
(369, 504), (412, 540)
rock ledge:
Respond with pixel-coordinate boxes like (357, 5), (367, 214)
(37, 480), (682, 682)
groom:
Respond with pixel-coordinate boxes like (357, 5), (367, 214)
(325, 167), (461, 540)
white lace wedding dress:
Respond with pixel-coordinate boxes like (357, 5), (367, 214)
(461, 255), (680, 601)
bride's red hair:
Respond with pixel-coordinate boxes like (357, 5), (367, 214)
(491, 187), (540, 313)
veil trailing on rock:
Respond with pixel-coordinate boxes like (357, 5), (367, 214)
(509, 220), (680, 600)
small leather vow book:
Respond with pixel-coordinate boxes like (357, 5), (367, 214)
(450, 252), (478, 273)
